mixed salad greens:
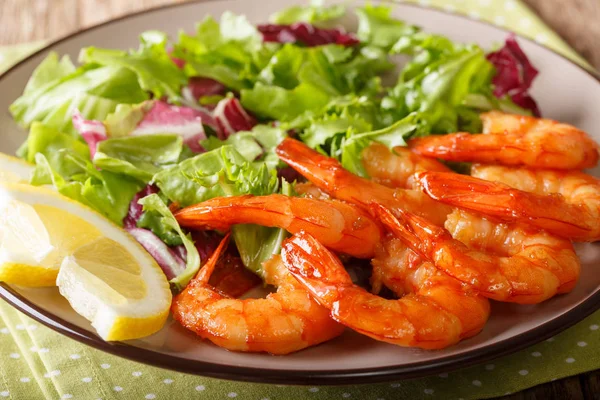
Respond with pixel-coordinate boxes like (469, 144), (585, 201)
(10, 1), (539, 292)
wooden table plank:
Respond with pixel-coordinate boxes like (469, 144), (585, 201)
(0, 1), (599, 399)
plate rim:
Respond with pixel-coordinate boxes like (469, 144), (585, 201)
(1, 0), (600, 386)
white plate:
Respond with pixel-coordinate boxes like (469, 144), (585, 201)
(1, 0), (599, 385)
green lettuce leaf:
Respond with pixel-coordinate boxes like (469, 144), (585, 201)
(22, 52), (76, 95)
(383, 33), (498, 134)
(289, 95), (382, 152)
(153, 145), (281, 274)
(93, 134), (183, 182)
(138, 194), (200, 291)
(241, 82), (330, 121)
(201, 124), (287, 168)
(153, 145), (278, 207)
(79, 31), (187, 100)
(22, 121), (90, 164)
(10, 62), (147, 136)
(340, 113), (422, 176)
(103, 103), (150, 137)
(31, 150), (143, 224)
(269, 1), (346, 27)
(355, 4), (417, 50)
(24, 123), (143, 224)
(173, 12), (267, 91)
(231, 179), (292, 275)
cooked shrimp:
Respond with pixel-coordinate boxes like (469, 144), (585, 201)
(175, 194), (382, 258)
(371, 237), (489, 339)
(172, 233), (345, 355)
(361, 143), (451, 189)
(418, 169), (600, 242)
(276, 138), (452, 226)
(409, 111), (599, 169)
(281, 232), (490, 349)
(371, 204), (580, 304)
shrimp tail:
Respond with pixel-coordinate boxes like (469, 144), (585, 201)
(281, 232), (352, 307)
(283, 231), (489, 349)
(416, 171), (595, 241)
(370, 203), (448, 260)
(276, 138), (342, 192)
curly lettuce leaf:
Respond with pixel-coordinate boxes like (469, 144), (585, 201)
(11, 62), (147, 136)
(241, 82), (330, 121)
(153, 145), (278, 207)
(138, 194), (200, 291)
(22, 121), (90, 164)
(201, 124), (287, 168)
(22, 52), (76, 95)
(30, 149), (143, 225)
(103, 103), (150, 137)
(93, 134), (183, 182)
(79, 31), (187, 100)
(384, 37), (495, 133)
(152, 145), (280, 275)
(355, 4), (417, 50)
(340, 113), (422, 176)
(288, 95), (383, 154)
(173, 12), (267, 91)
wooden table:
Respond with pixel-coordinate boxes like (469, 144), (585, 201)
(1, 1), (599, 399)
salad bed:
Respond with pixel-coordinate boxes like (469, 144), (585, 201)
(9, 2), (539, 292)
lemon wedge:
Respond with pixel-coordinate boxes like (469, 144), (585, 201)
(0, 182), (171, 341)
(0, 153), (33, 183)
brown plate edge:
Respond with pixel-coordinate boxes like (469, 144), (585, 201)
(0, 0), (600, 386)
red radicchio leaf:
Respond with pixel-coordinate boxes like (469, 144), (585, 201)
(187, 77), (227, 100)
(123, 184), (159, 229)
(123, 185), (187, 281)
(168, 48), (186, 69)
(170, 55), (186, 69)
(132, 100), (209, 152)
(213, 97), (257, 139)
(72, 110), (108, 158)
(127, 227), (186, 280)
(277, 166), (304, 184)
(487, 34), (541, 116)
(258, 22), (359, 47)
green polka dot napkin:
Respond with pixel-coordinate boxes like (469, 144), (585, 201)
(0, 1), (598, 399)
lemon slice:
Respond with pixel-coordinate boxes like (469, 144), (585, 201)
(0, 153), (33, 183)
(0, 187), (103, 286)
(0, 183), (171, 341)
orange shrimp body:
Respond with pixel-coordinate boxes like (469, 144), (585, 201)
(282, 232), (489, 349)
(371, 236), (490, 340)
(175, 194), (382, 259)
(373, 204), (580, 304)
(276, 138), (451, 226)
(361, 143), (451, 189)
(418, 170), (600, 242)
(409, 111), (599, 170)
(172, 234), (344, 355)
